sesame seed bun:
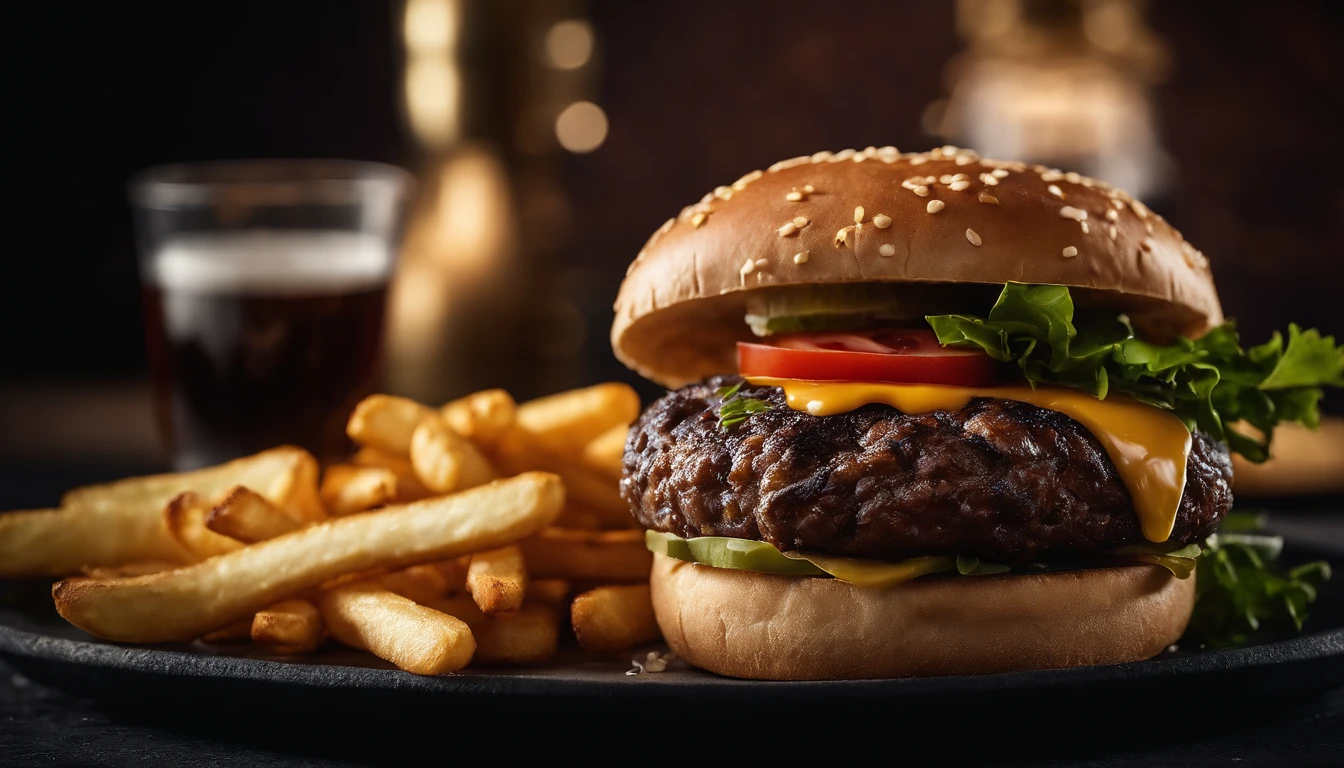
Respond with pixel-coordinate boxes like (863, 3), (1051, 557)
(612, 146), (1223, 388)
(650, 553), (1195, 681)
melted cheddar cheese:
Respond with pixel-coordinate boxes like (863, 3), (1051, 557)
(745, 377), (1192, 543)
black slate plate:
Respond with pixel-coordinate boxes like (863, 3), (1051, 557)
(4, 546), (1344, 728)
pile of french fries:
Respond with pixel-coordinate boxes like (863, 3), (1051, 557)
(0, 384), (663, 676)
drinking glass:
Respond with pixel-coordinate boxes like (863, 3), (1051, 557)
(129, 160), (415, 469)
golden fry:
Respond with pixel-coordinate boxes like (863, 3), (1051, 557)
(380, 564), (453, 605)
(581, 423), (629, 477)
(205, 486), (302, 543)
(52, 473), (564, 643)
(425, 596), (559, 666)
(410, 414), (496, 494)
(346, 394), (434, 457)
(164, 492), (245, 560)
(515, 383), (640, 455)
(81, 561), (178, 579)
(201, 617), (254, 643)
(320, 464), (398, 516)
(0, 447), (320, 578)
(441, 389), (516, 448)
(492, 428), (633, 529)
(251, 599), (324, 653)
(570, 583), (660, 652)
(518, 528), (652, 582)
(466, 545), (527, 615)
(350, 446), (434, 502)
(320, 582), (475, 675)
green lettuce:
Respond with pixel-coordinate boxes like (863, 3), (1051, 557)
(926, 283), (1344, 461)
(1187, 532), (1331, 647)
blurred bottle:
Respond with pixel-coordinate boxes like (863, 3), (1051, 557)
(388, 0), (604, 405)
(928, 0), (1172, 202)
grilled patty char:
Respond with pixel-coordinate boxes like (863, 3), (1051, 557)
(621, 376), (1232, 565)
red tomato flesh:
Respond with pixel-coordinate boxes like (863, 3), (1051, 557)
(737, 328), (999, 386)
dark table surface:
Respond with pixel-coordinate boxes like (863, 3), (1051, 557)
(4, 461), (1344, 766)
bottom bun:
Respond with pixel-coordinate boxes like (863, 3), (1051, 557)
(650, 553), (1195, 681)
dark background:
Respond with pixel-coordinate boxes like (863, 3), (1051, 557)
(2, 0), (1342, 417)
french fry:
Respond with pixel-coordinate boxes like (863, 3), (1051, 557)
(429, 557), (471, 596)
(518, 528), (653, 582)
(515, 383), (640, 455)
(320, 582), (475, 675)
(570, 583), (660, 652)
(52, 472), (565, 643)
(380, 564), (454, 605)
(201, 617), (254, 643)
(164, 492), (245, 560)
(426, 596), (560, 666)
(410, 414), (496, 494)
(466, 545), (526, 615)
(82, 561), (178, 579)
(0, 447), (321, 578)
(351, 447), (433, 502)
(205, 486), (302, 543)
(441, 389), (516, 448)
(528, 578), (571, 609)
(492, 428), (633, 528)
(251, 599), (324, 653)
(346, 395), (434, 457)
(320, 464), (398, 516)
(582, 423), (629, 477)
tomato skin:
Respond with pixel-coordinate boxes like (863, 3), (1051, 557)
(737, 329), (999, 386)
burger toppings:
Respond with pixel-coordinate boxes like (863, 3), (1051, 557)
(927, 283), (1344, 462)
(737, 329), (998, 388)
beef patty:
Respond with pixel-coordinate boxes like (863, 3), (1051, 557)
(621, 376), (1233, 565)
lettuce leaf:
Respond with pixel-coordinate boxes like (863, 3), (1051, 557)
(926, 283), (1344, 461)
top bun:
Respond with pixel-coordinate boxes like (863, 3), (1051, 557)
(612, 146), (1223, 389)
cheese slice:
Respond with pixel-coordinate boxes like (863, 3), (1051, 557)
(746, 377), (1192, 543)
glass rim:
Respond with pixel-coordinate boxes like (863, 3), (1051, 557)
(129, 158), (417, 209)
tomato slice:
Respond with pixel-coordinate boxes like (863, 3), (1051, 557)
(737, 328), (999, 386)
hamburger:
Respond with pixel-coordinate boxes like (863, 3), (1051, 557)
(610, 145), (1343, 681)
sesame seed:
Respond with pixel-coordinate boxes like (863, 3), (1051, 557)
(714, 186), (733, 200)
(793, 216), (809, 228)
(926, 200), (945, 213)
(978, 191), (999, 204)
(991, 168), (1010, 178)
(756, 259), (768, 267)
(776, 222), (798, 237)
(1059, 206), (1088, 221)
(1131, 199), (1150, 218)
(794, 250), (810, 264)
(877, 145), (898, 156)
(1048, 184), (1064, 198)
(803, 184), (815, 194)
(879, 244), (896, 257)
(785, 191), (804, 202)
(939, 174), (954, 185)
(1065, 172), (1082, 184)
(700, 193), (714, 204)
(854, 206), (865, 224)
(1112, 198), (1126, 210)
(810, 151), (833, 163)
(830, 148), (856, 162)
(852, 153), (867, 163)
(913, 186), (929, 197)
(1080, 221), (1090, 235)
(1062, 246), (1078, 258)
(1108, 224), (1118, 240)
(954, 154), (975, 166)
(909, 155), (928, 165)
(873, 214), (892, 229)
(950, 180), (971, 191)
(1145, 220), (1155, 235)
(863, 146), (877, 156)
(658, 218), (675, 235)
(979, 173), (999, 186)
(1141, 238), (1154, 252)
(1040, 170), (1064, 182)
(965, 229), (982, 246)
(835, 226), (855, 248)
(952, 173), (969, 181)
(692, 212), (709, 228)
(740, 259), (755, 275)
(1105, 209), (1119, 222)
(941, 144), (959, 155)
